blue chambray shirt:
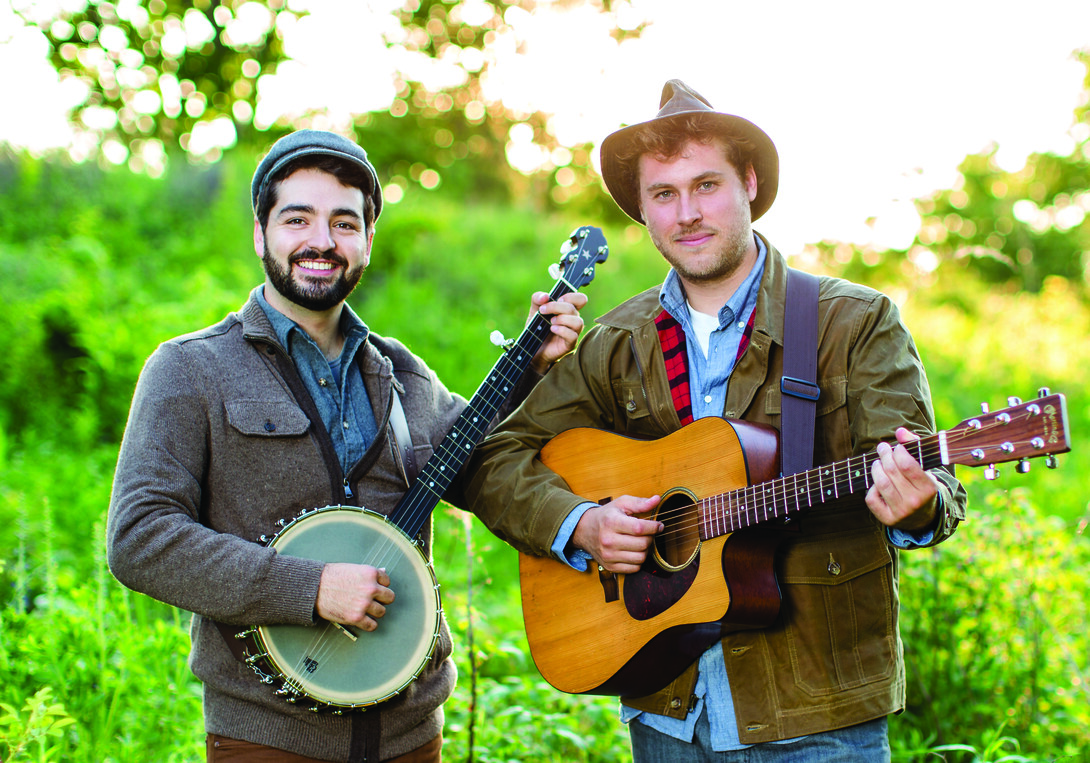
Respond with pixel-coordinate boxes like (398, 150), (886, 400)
(256, 286), (378, 487)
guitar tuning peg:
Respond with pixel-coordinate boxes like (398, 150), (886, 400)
(1037, 387), (1051, 398)
(1007, 396), (1022, 407)
(548, 262), (563, 280)
(1046, 455), (1059, 469)
(1016, 458), (1031, 474)
(980, 402), (990, 413)
(984, 464), (999, 480)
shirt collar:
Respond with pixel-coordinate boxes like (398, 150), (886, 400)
(254, 285), (370, 358)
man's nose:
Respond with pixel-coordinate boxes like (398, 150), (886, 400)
(677, 194), (702, 226)
(307, 221), (336, 251)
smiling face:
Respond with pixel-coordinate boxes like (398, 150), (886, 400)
(254, 167), (373, 316)
(638, 138), (758, 297)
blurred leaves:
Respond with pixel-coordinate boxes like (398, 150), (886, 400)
(11, 0), (644, 217)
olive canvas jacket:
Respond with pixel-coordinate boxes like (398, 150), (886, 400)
(465, 238), (966, 744)
(107, 290), (525, 761)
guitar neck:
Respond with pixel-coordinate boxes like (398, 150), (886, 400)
(392, 280), (577, 538)
(698, 435), (942, 539)
(700, 391), (1070, 539)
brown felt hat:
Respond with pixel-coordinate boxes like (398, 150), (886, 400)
(600, 79), (779, 224)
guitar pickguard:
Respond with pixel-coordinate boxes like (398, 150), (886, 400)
(622, 555), (700, 620)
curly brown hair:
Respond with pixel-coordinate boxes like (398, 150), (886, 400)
(611, 113), (757, 206)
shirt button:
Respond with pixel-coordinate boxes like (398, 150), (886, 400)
(704, 395), (713, 404)
(318, 378), (329, 387)
(343, 421), (350, 429)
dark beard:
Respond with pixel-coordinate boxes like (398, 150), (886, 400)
(262, 244), (363, 312)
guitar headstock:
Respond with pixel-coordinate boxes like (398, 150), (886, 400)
(943, 390), (1071, 476)
(552, 226), (608, 293)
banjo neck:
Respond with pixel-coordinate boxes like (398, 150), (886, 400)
(390, 226), (608, 539)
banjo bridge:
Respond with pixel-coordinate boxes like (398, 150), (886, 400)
(333, 622), (359, 642)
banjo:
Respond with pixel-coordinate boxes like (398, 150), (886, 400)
(234, 226), (608, 711)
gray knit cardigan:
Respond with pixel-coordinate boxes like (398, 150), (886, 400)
(107, 290), (511, 760)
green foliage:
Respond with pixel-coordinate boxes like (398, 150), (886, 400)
(891, 490), (1090, 760)
(0, 687), (76, 763)
(2, 150), (1089, 761)
(12, 0), (643, 217)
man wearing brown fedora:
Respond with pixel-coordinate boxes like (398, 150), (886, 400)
(465, 81), (966, 760)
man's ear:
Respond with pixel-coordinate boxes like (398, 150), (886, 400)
(253, 217), (264, 259)
(745, 164), (758, 203)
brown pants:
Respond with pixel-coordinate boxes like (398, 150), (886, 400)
(206, 733), (442, 763)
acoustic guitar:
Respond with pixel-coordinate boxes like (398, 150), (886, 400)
(518, 391), (1070, 697)
(233, 226), (608, 710)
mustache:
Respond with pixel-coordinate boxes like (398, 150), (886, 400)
(289, 248), (348, 268)
(675, 223), (715, 238)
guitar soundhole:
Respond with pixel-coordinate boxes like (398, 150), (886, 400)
(653, 488), (701, 571)
(623, 488), (701, 621)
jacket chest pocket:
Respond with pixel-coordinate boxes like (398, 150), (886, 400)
(778, 525), (897, 697)
(225, 401), (311, 437)
(611, 380), (656, 437)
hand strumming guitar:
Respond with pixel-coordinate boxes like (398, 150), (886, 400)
(572, 495), (663, 574)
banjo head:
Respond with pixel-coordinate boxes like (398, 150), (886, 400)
(255, 506), (441, 708)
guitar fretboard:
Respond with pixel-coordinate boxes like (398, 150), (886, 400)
(699, 435), (942, 539)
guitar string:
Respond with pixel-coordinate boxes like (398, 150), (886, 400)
(639, 414), (1042, 545)
(649, 435), (977, 541)
(276, 285), (579, 702)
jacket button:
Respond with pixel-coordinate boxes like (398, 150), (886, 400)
(669, 697), (682, 709)
(626, 400), (637, 412)
(264, 420), (276, 432)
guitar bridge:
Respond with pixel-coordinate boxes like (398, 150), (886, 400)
(598, 567), (619, 602)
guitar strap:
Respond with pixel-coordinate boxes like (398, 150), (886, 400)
(780, 268), (820, 476)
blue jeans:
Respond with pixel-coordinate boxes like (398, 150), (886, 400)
(628, 710), (890, 763)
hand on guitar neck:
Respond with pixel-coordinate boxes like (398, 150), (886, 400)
(571, 495), (664, 574)
(315, 562), (395, 633)
(866, 427), (941, 533)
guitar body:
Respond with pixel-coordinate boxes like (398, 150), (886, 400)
(519, 391), (1072, 698)
(519, 417), (782, 696)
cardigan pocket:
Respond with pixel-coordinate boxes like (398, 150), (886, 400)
(225, 401), (311, 437)
(778, 525), (897, 697)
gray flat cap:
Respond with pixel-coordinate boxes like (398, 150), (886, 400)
(251, 129), (383, 220)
